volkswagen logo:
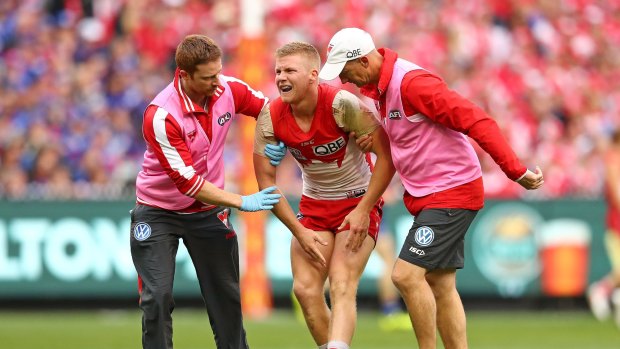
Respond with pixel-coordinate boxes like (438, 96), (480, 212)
(133, 222), (152, 241)
(414, 226), (434, 247)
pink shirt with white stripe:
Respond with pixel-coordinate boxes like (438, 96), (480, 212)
(136, 70), (267, 211)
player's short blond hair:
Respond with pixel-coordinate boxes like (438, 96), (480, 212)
(276, 42), (321, 71)
(175, 35), (222, 77)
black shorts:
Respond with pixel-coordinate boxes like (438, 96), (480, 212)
(398, 208), (478, 270)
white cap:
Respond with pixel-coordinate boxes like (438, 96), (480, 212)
(319, 28), (375, 81)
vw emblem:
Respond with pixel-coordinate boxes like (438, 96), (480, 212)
(414, 226), (434, 247)
(133, 222), (152, 241)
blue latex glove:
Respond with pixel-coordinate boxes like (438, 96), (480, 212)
(240, 186), (281, 211)
(264, 141), (286, 166)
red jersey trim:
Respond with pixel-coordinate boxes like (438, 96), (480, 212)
(403, 177), (484, 217)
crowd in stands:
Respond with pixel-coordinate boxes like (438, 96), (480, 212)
(1, 0), (618, 200)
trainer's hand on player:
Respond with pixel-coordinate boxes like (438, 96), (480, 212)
(296, 228), (328, 267)
(264, 141), (287, 166)
(516, 166), (544, 190)
(240, 186), (281, 211)
(339, 207), (370, 252)
(350, 132), (373, 153)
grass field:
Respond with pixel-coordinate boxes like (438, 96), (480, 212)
(1, 309), (619, 349)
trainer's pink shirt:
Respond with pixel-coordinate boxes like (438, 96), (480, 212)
(361, 49), (526, 215)
(136, 69), (267, 212)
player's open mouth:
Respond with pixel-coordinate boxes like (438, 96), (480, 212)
(279, 85), (292, 93)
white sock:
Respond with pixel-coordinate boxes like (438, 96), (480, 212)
(327, 340), (350, 349)
(319, 345), (328, 349)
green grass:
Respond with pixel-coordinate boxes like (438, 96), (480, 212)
(0, 309), (619, 349)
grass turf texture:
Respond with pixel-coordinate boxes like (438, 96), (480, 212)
(1, 309), (619, 349)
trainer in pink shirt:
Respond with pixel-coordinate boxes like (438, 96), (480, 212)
(136, 69), (267, 212)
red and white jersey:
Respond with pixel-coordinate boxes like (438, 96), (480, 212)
(254, 84), (380, 200)
(137, 69), (267, 212)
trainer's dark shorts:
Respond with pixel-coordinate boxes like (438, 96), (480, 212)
(398, 208), (478, 270)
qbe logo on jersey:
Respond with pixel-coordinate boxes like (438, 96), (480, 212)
(312, 136), (345, 156)
(133, 222), (152, 241)
(414, 226), (434, 247)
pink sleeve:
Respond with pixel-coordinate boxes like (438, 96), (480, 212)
(401, 72), (527, 180)
(142, 105), (205, 196)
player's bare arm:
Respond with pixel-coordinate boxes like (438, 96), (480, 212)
(341, 126), (395, 252)
(253, 153), (327, 266)
(333, 91), (396, 251)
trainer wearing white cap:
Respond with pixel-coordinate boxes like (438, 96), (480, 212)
(321, 27), (544, 349)
(319, 28), (376, 82)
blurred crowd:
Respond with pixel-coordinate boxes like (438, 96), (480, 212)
(1, 0), (619, 200)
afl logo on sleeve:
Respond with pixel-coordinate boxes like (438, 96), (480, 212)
(388, 110), (402, 119)
(414, 226), (434, 247)
(217, 112), (232, 126)
(133, 222), (152, 241)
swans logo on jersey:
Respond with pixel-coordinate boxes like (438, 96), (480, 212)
(186, 129), (197, 141)
(414, 226), (434, 247)
(327, 44), (334, 55)
(388, 110), (402, 119)
(217, 209), (230, 228)
(133, 222), (151, 241)
(217, 112), (232, 126)
(313, 136), (345, 156)
(289, 147), (307, 161)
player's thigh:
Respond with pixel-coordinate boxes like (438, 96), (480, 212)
(375, 231), (396, 262)
(329, 232), (374, 280)
(291, 230), (334, 287)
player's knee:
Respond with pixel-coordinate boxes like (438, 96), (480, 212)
(329, 278), (355, 300)
(391, 268), (422, 292)
(391, 269), (408, 291)
(293, 280), (323, 304)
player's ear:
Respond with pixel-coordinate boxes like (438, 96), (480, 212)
(310, 68), (319, 83)
(359, 57), (369, 67)
(179, 69), (190, 80)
